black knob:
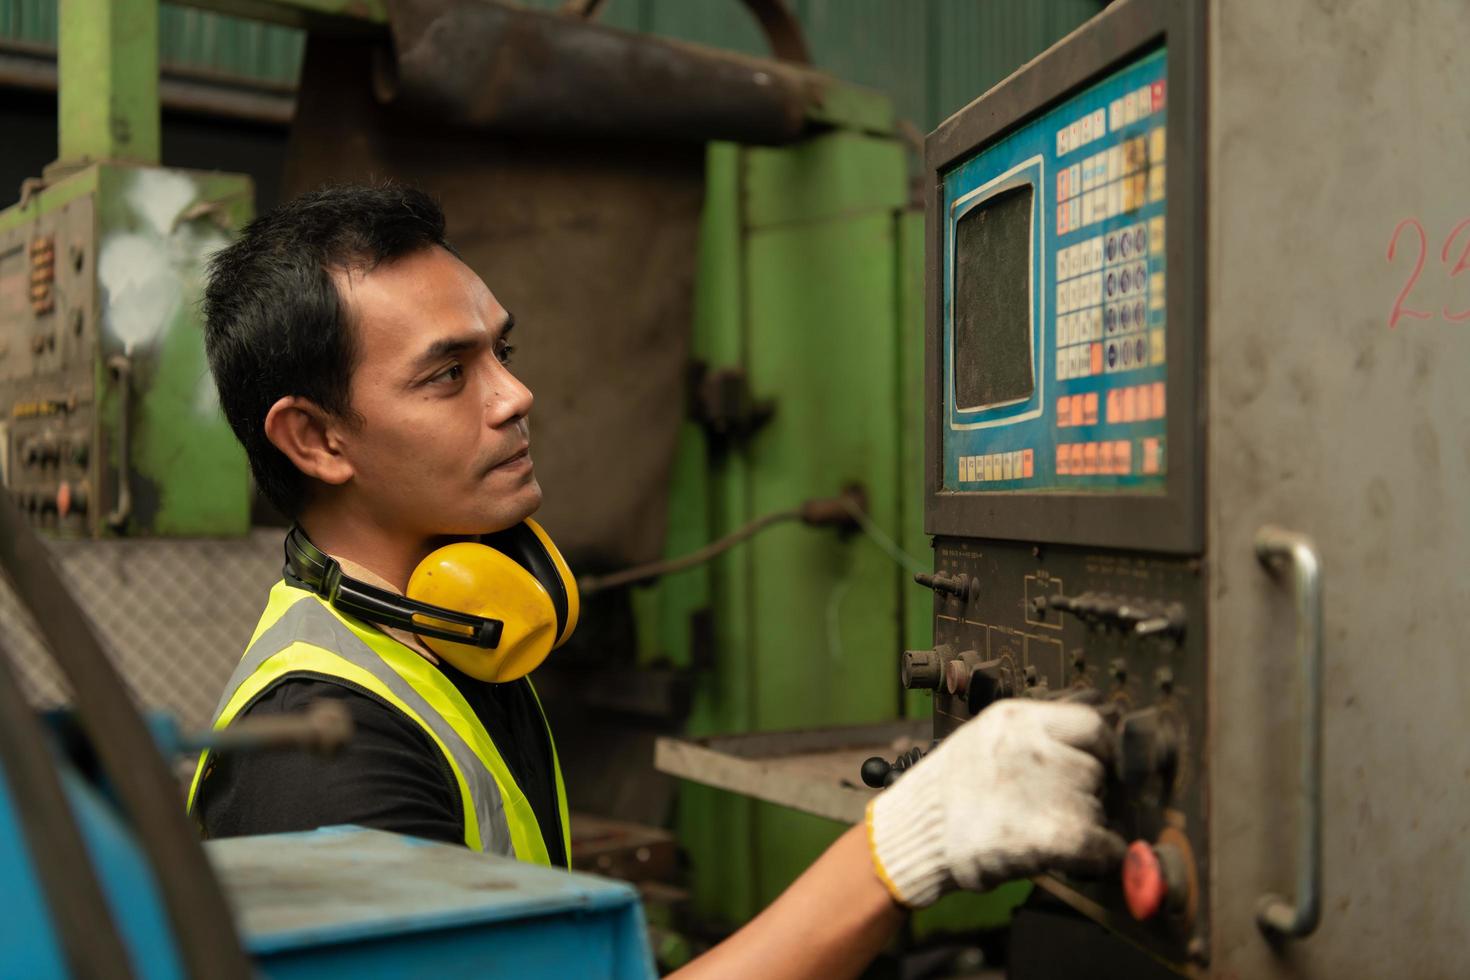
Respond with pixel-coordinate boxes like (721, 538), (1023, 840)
(901, 648), (944, 689)
(860, 757), (891, 788)
(860, 747), (927, 789)
(1117, 707), (1180, 795)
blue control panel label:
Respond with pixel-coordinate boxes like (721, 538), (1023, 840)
(943, 47), (1168, 493)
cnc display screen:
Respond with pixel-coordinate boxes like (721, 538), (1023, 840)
(954, 186), (1035, 411)
(942, 47), (1168, 493)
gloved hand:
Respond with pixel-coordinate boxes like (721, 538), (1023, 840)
(865, 699), (1125, 908)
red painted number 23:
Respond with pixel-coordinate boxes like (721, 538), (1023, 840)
(1387, 217), (1470, 328)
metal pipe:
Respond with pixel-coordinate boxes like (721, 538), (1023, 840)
(377, 0), (827, 144)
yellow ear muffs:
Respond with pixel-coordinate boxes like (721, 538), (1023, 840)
(405, 519), (579, 683)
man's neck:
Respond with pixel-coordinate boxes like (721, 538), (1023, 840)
(297, 507), (444, 594)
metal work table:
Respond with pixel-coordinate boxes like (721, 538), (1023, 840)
(655, 719), (928, 825)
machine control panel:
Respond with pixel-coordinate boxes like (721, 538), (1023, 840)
(941, 48), (1169, 494)
(0, 199), (102, 536)
(922, 5), (1210, 969)
(0, 166), (253, 537)
(913, 537), (1207, 960)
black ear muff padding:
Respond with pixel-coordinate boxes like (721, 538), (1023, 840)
(482, 522), (570, 638)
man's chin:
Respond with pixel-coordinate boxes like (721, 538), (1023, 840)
(470, 479), (543, 534)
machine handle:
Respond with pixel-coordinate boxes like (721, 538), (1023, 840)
(1253, 526), (1323, 940)
(106, 354), (131, 530)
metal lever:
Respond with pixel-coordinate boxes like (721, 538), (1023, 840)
(1253, 526), (1323, 940)
(106, 354), (132, 530)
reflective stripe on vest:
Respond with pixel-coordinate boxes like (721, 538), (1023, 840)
(186, 582), (569, 865)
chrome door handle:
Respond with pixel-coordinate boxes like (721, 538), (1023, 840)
(1253, 526), (1323, 940)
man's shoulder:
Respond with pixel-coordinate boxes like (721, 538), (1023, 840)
(240, 674), (430, 749)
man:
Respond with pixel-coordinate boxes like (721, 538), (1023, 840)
(190, 185), (1124, 977)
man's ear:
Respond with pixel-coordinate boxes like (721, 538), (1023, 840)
(263, 396), (354, 487)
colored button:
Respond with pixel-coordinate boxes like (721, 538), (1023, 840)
(1083, 392), (1099, 425)
(1143, 438), (1161, 475)
(1115, 440), (1132, 474)
(1152, 381), (1166, 419)
(1090, 343), (1103, 376)
(1083, 442), (1099, 474)
(1106, 390), (1120, 424)
(1122, 386), (1137, 422)
(1058, 397), (1072, 427)
(1022, 448), (1034, 479)
(1056, 445), (1070, 475)
(1123, 841), (1168, 921)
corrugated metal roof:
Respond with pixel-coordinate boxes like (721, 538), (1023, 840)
(0, 0), (1102, 127)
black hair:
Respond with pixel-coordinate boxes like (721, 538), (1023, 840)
(202, 184), (455, 517)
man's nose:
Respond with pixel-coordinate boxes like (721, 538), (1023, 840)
(485, 365), (534, 426)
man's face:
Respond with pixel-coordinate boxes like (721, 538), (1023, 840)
(330, 245), (540, 537)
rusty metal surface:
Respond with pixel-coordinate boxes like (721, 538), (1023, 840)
(1205, 0), (1470, 976)
(569, 0), (811, 65)
(655, 720), (928, 825)
(286, 35), (702, 569)
(379, 0), (820, 144)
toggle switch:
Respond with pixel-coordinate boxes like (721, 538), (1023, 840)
(1033, 591), (1186, 638)
(914, 571), (977, 602)
(57, 480), (88, 518)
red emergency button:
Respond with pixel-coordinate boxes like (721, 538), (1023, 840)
(56, 481), (72, 517)
(1123, 840), (1167, 920)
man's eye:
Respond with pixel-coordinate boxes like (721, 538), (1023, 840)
(495, 341), (516, 365)
(430, 364), (464, 385)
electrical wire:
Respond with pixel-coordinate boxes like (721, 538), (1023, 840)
(833, 493), (929, 578)
(577, 507), (803, 595)
(577, 491), (930, 596)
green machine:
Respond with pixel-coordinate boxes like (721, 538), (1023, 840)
(0, 0), (250, 537)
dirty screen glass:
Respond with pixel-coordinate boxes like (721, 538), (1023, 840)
(953, 185), (1035, 410)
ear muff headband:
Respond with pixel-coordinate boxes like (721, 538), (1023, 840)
(479, 518), (580, 648)
(283, 525), (505, 649)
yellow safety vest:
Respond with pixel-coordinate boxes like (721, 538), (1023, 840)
(186, 581), (571, 865)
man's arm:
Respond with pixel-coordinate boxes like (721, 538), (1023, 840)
(669, 824), (901, 980)
(670, 700), (1125, 980)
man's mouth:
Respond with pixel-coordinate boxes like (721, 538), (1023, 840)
(489, 445), (531, 472)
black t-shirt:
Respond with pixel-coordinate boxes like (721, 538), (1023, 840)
(192, 662), (566, 867)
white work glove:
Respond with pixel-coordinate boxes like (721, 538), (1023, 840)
(865, 699), (1125, 908)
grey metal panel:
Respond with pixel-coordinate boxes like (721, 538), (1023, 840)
(0, 530), (281, 731)
(1206, 0), (1470, 976)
